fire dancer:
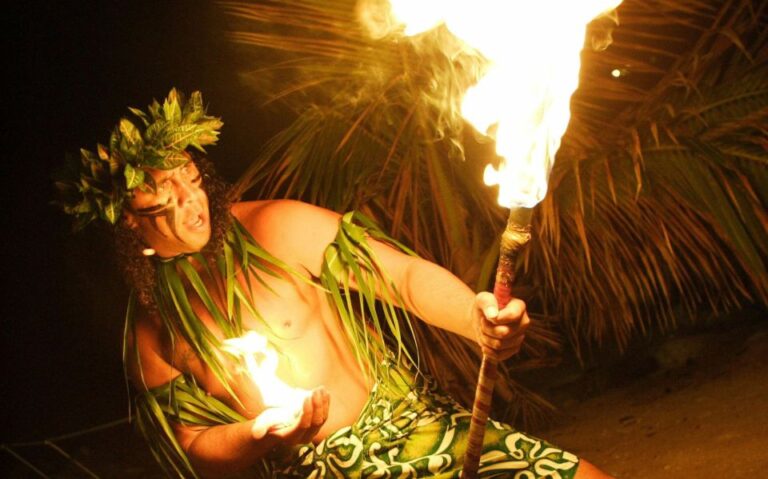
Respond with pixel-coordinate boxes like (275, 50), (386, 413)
(56, 90), (611, 478)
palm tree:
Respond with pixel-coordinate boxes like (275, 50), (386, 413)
(222, 0), (767, 425)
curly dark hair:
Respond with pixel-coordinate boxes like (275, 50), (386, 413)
(113, 156), (233, 309)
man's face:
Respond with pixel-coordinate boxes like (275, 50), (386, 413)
(126, 160), (211, 258)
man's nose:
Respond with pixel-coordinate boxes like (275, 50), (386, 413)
(175, 179), (195, 205)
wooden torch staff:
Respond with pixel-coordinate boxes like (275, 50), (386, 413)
(461, 207), (533, 479)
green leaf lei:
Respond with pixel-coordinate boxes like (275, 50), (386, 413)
(54, 89), (223, 230)
(127, 213), (421, 478)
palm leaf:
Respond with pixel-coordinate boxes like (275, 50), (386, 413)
(225, 0), (767, 424)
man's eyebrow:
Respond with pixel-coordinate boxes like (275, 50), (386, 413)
(155, 171), (174, 181)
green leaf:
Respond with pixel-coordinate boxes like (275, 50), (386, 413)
(124, 163), (145, 190)
(178, 260), (234, 337)
(96, 143), (109, 161)
(160, 151), (189, 169)
(183, 91), (204, 122)
(224, 243), (235, 320)
(102, 200), (118, 224)
(164, 90), (183, 123)
(143, 119), (168, 143)
(128, 106), (150, 127)
(118, 118), (142, 146)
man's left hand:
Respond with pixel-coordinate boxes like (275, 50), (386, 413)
(473, 292), (530, 361)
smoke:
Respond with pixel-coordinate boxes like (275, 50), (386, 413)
(355, 0), (622, 207)
(356, 0), (491, 150)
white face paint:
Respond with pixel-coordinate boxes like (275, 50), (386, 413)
(127, 160), (211, 258)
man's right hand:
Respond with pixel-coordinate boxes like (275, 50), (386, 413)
(251, 387), (330, 446)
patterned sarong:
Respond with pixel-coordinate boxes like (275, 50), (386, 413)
(272, 366), (579, 478)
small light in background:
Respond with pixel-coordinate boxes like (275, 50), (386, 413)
(611, 68), (622, 78)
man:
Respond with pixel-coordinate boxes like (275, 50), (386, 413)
(57, 90), (611, 478)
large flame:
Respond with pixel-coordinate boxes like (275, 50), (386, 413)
(222, 331), (309, 423)
(382, 0), (622, 208)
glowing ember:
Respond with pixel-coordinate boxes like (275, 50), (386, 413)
(222, 331), (310, 424)
(384, 0), (623, 208)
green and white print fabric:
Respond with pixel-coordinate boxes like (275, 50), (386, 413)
(273, 366), (579, 479)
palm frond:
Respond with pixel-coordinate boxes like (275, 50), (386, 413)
(224, 0), (767, 423)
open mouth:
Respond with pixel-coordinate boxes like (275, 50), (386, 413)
(186, 213), (206, 230)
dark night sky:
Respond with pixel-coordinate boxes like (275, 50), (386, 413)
(4, 1), (291, 442)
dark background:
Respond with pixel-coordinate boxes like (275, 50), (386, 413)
(4, 1), (290, 449)
(5, 2), (766, 476)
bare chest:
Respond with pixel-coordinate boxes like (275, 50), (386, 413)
(160, 266), (368, 419)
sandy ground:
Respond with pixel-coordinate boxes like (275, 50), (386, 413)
(540, 317), (768, 478)
(4, 317), (766, 478)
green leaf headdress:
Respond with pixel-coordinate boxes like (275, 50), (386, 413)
(54, 89), (223, 230)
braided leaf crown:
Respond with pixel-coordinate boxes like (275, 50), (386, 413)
(55, 89), (223, 230)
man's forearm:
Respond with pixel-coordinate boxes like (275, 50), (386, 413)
(183, 419), (278, 478)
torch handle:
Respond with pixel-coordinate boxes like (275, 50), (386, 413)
(461, 283), (512, 479)
(462, 207), (531, 479)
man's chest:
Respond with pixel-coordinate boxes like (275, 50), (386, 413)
(163, 268), (334, 383)
(240, 275), (321, 338)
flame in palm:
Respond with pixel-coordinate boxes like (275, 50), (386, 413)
(222, 331), (309, 418)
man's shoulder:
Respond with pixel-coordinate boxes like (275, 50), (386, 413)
(231, 198), (306, 221)
(232, 200), (340, 240)
(230, 199), (342, 272)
